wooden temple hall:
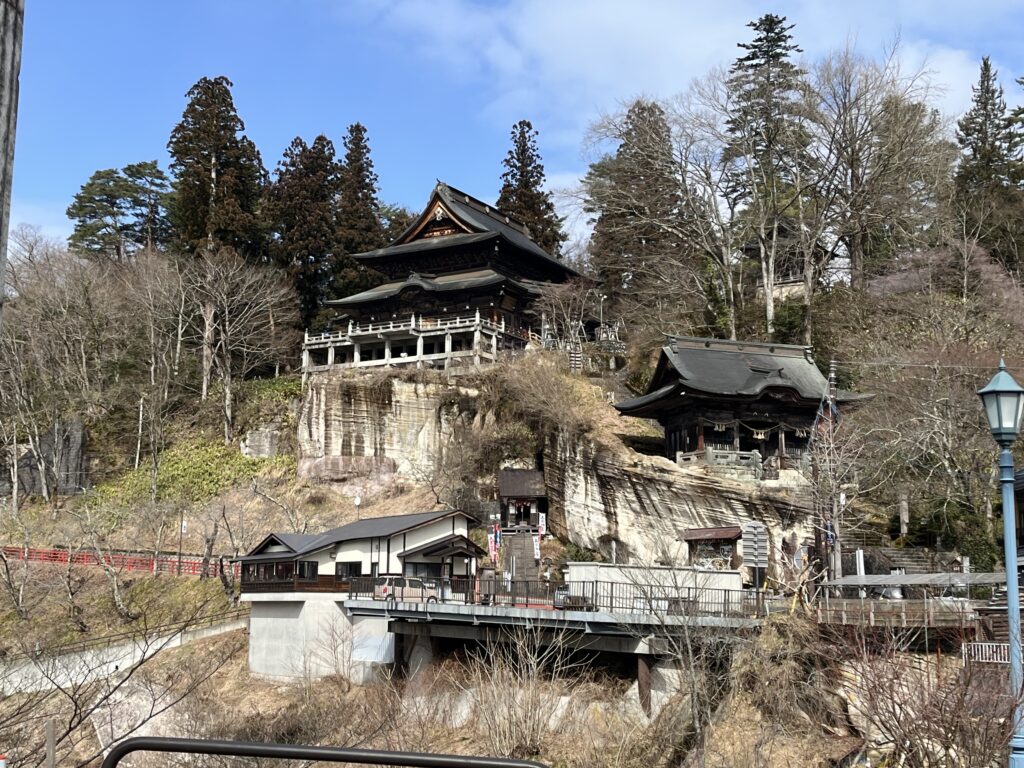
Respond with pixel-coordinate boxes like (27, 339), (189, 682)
(614, 337), (863, 478)
(303, 183), (577, 374)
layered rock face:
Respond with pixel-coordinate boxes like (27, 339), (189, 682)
(544, 432), (814, 580)
(298, 371), (814, 575)
(298, 373), (465, 482)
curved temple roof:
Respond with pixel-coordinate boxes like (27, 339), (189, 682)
(353, 182), (577, 280)
(615, 336), (867, 417)
(328, 268), (539, 307)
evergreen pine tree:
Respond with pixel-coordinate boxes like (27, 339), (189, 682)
(954, 58), (1024, 274)
(725, 13), (806, 173)
(266, 135), (340, 329)
(586, 100), (680, 303)
(122, 160), (172, 251)
(333, 122), (385, 299)
(496, 120), (566, 256)
(167, 75), (267, 260)
(67, 161), (171, 261)
(957, 57), (1019, 191)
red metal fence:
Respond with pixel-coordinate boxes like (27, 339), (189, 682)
(0, 545), (241, 579)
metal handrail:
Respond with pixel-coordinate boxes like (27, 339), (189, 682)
(101, 736), (548, 768)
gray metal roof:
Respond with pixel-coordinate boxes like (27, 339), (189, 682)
(825, 572), (1006, 587)
(615, 336), (832, 416)
(328, 268), (538, 306)
(236, 510), (458, 562)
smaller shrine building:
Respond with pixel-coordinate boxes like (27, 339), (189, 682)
(614, 337), (863, 477)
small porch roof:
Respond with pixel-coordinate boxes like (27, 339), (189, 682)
(680, 526), (743, 542)
(398, 534), (486, 560)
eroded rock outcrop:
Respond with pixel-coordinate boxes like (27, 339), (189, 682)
(298, 371), (814, 573)
(544, 432), (814, 579)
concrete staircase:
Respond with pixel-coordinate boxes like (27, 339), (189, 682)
(501, 532), (540, 581)
(872, 547), (935, 574)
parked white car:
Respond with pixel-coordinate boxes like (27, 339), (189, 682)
(373, 576), (439, 604)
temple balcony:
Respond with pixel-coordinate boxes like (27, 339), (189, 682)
(302, 310), (538, 377)
(676, 446), (811, 483)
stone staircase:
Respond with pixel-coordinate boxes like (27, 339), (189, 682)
(501, 531), (540, 581)
(867, 546), (959, 575)
(566, 342), (583, 374)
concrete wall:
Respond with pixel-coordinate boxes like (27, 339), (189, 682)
(246, 594), (392, 684)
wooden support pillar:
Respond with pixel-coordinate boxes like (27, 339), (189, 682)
(353, 342), (361, 364)
(444, 333), (452, 370)
(416, 334), (424, 368)
(326, 346), (335, 366)
(384, 337), (392, 365)
(473, 325), (482, 366)
(697, 422), (705, 451)
(733, 419), (740, 450)
(490, 330), (498, 360)
(778, 429), (786, 468)
(637, 654), (653, 717)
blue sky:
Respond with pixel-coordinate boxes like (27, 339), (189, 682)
(13, 0), (1024, 242)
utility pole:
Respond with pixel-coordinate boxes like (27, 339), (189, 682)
(0, 0), (24, 335)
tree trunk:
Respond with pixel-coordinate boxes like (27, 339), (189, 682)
(222, 365), (233, 444)
(201, 520), (219, 580)
(849, 229), (866, 291)
(200, 300), (215, 401)
(134, 395), (144, 470)
(0, 0), (24, 336)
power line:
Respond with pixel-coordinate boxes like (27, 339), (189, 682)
(833, 359), (1000, 371)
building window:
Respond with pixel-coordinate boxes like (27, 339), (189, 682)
(296, 561), (318, 581)
(335, 561), (363, 579)
(404, 562), (442, 579)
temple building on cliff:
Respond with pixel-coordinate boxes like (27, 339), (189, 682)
(614, 337), (865, 480)
(303, 182), (576, 374)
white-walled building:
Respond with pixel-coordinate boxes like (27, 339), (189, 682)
(237, 510), (482, 682)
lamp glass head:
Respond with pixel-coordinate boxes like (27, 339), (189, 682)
(978, 359), (1024, 445)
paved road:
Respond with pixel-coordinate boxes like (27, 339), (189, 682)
(0, 616), (248, 694)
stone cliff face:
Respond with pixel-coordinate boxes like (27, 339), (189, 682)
(298, 371), (814, 576)
(544, 432), (814, 579)
(298, 373), (467, 483)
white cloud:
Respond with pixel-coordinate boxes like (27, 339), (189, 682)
(360, 0), (1016, 142)
(9, 198), (72, 242)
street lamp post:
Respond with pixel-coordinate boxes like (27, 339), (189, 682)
(979, 359), (1024, 766)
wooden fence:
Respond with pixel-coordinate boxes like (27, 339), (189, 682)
(0, 545), (241, 579)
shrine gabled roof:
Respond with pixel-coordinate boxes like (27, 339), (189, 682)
(353, 182), (578, 279)
(614, 336), (831, 417)
(326, 268), (540, 306)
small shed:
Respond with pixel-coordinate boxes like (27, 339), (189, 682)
(681, 526), (743, 570)
(498, 469), (547, 530)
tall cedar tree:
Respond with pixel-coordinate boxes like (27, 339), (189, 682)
(496, 120), (566, 256)
(726, 14), (808, 333)
(167, 76), (267, 260)
(587, 100), (680, 304)
(956, 58), (1024, 274)
(266, 135), (340, 329)
(67, 161), (171, 261)
(957, 57), (1019, 190)
(725, 14), (807, 174)
(333, 123), (385, 300)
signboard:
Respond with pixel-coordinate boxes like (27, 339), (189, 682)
(538, 513), (547, 536)
(533, 534), (542, 560)
(741, 521), (769, 568)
